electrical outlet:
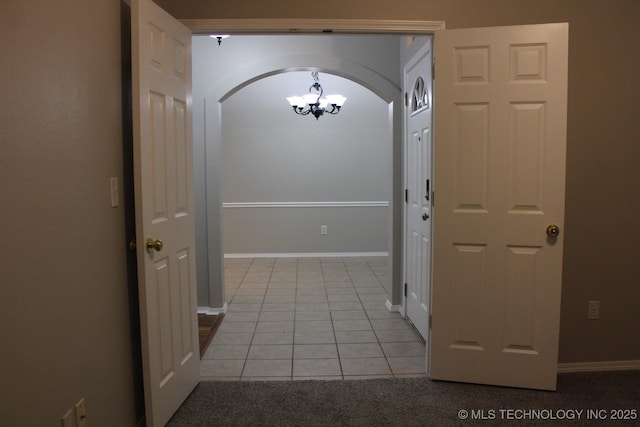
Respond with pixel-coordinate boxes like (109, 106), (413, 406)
(588, 301), (600, 320)
(75, 398), (87, 427)
(321, 225), (328, 235)
(61, 408), (76, 427)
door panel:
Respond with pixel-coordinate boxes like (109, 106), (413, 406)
(404, 39), (433, 343)
(132, 0), (199, 425)
(430, 23), (568, 390)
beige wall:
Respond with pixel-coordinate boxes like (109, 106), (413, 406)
(157, 0), (640, 364)
(0, 0), (136, 425)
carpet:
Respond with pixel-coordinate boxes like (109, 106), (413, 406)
(168, 370), (640, 426)
(198, 313), (224, 359)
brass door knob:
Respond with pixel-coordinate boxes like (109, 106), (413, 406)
(146, 238), (163, 252)
(546, 224), (560, 238)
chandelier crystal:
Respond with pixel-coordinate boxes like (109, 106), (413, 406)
(286, 72), (347, 120)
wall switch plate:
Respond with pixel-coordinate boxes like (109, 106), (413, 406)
(588, 300), (600, 320)
(61, 408), (76, 427)
(75, 398), (87, 427)
(110, 177), (119, 208)
(321, 225), (328, 235)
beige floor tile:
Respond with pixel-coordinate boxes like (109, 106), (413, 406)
(234, 288), (267, 296)
(252, 332), (294, 345)
(296, 288), (327, 296)
(293, 344), (339, 359)
(218, 321), (256, 334)
(255, 321), (294, 333)
(329, 301), (364, 311)
(294, 331), (336, 344)
(325, 288), (357, 296)
(243, 359), (291, 377)
(365, 309), (402, 320)
(247, 344), (293, 360)
(387, 356), (426, 375)
(340, 358), (391, 376)
(223, 312), (259, 322)
(203, 345), (250, 360)
(328, 294), (360, 303)
(374, 329), (421, 343)
(330, 310), (368, 321)
(332, 319), (372, 332)
(227, 303), (261, 312)
(200, 359), (245, 377)
(295, 311), (331, 321)
(212, 332), (254, 345)
(380, 342), (426, 358)
(201, 256), (418, 382)
(343, 374), (394, 380)
(335, 330), (378, 344)
(268, 281), (297, 288)
(338, 343), (384, 358)
(264, 295), (295, 303)
(295, 320), (333, 332)
(371, 318), (413, 331)
(293, 376), (343, 381)
(261, 303), (293, 312)
(258, 311), (295, 322)
(295, 302), (330, 311)
(293, 359), (341, 377)
(297, 295), (328, 303)
(265, 288), (296, 297)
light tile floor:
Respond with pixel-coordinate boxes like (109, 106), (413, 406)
(201, 257), (427, 381)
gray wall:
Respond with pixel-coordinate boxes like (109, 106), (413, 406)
(162, 0), (640, 365)
(221, 71), (390, 254)
(0, 1), (136, 425)
(192, 35), (402, 307)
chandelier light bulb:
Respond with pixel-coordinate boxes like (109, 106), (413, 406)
(286, 72), (347, 120)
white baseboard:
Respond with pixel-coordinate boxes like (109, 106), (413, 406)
(557, 360), (640, 373)
(224, 252), (388, 259)
(198, 303), (228, 315)
(386, 299), (402, 313)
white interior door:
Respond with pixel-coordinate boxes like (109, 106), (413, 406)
(430, 23), (568, 390)
(404, 39), (433, 343)
(132, 0), (199, 425)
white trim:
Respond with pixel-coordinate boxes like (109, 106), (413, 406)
(386, 299), (403, 313)
(225, 252), (388, 259)
(181, 19), (445, 34)
(557, 360), (640, 373)
(198, 303), (228, 315)
(223, 201), (389, 209)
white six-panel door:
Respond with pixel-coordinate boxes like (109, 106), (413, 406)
(404, 39), (433, 344)
(430, 23), (568, 390)
(132, 0), (199, 425)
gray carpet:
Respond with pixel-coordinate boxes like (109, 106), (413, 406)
(168, 371), (640, 426)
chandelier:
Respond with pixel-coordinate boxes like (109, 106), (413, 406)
(286, 72), (347, 120)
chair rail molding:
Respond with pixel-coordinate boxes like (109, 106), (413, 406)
(222, 201), (389, 209)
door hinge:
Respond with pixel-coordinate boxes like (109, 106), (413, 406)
(405, 188), (408, 203)
(404, 92), (408, 107)
(429, 314), (432, 329)
(425, 179), (430, 201)
(432, 62), (435, 80)
(404, 283), (407, 297)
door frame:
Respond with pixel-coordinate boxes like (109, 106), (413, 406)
(184, 19), (445, 323)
